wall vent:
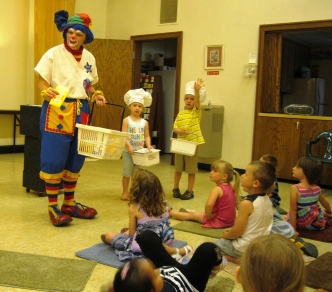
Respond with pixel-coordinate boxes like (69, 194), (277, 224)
(212, 114), (223, 132)
(160, 0), (178, 24)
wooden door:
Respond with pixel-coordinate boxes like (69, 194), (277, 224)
(256, 32), (282, 114)
(253, 116), (300, 179)
(85, 39), (132, 131)
(34, 0), (75, 104)
(280, 39), (295, 93)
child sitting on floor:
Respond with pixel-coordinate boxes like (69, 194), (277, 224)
(101, 169), (193, 261)
(286, 157), (332, 236)
(215, 160), (275, 263)
(260, 154), (281, 207)
(236, 234), (305, 292)
(169, 160), (241, 228)
(110, 230), (224, 292)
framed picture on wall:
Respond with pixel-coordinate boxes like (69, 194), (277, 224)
(205, 45), (224, 70)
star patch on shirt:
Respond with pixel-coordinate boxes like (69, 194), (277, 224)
(84, 62), (92, 73)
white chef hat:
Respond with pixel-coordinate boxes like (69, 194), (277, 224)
(185, 81), (207, 103)
(124, 88), (152, 107)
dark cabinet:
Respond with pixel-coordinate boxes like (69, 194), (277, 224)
(20, 105), (45, 196)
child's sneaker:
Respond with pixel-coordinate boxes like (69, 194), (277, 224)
(173, 188), (181, 198)
(180, 190), (194, 200)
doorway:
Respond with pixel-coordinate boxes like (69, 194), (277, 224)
(255, 19), (332, 115)
(131, 32), (183, 153)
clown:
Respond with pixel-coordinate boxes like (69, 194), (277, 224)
(34, 10), (107, 226)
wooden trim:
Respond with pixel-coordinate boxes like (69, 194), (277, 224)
(260, 19), (332, 33)
(258, 113), (332, 120)
(131, 31), (183, 41)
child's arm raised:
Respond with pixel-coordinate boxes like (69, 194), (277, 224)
(289, 185), (299, 235)
(205, 186), (222, 220)
(194, 78), (204, 109)
(221, 200), (253, 239)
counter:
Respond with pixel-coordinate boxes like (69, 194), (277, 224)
(259, 113), (332, 120)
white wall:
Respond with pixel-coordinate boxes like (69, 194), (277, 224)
(2, 0), (332, 169)
(85, 0), (332, 169)
(0, 0), (32, 145)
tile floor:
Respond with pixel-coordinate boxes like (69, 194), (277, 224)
(1, 153), (331, 291)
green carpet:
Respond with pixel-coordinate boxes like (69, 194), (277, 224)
(0, 250), (97, 292)
(173, 221), (225, 238)
(205, 275), (235, 292)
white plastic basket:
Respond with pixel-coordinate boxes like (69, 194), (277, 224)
(132, 148), (161, 166)
(76, 123), (130, 160)
(170, 138), (198, 156)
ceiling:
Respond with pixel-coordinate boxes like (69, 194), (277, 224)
(283, 30), (332, 48)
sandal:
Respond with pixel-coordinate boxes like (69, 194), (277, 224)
(172, 245), (194, 262)
(172, 248), (183, 262)
(183, 245), (194, 257)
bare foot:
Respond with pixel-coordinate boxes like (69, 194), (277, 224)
(101, 234), (110, 245)
(121, 194), (128, 201)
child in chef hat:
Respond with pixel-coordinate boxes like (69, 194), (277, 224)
(172, 78), (206, 200)
(121, 89), (153, 201)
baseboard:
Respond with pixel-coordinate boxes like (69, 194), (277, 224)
(0, 145), (24, 154)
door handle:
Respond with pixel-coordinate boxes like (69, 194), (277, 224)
(296, 121), (299, 129)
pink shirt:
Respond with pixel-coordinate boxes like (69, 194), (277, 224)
(202, 183), (236, 228)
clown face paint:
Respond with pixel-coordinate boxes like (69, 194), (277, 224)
(66, 28), (86, 50)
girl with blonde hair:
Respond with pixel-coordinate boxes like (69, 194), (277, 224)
(170, 159), (241, 228)
(236, 234), (306, 292)
(101, 169), (192, 261)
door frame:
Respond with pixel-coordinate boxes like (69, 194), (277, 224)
(131, 31), (183, 121)
(256, 19), (332, 115)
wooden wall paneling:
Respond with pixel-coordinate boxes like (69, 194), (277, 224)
(85, 39), (132, 130)
(34, 0), (75, 104)
(259, 33), (282, 113)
